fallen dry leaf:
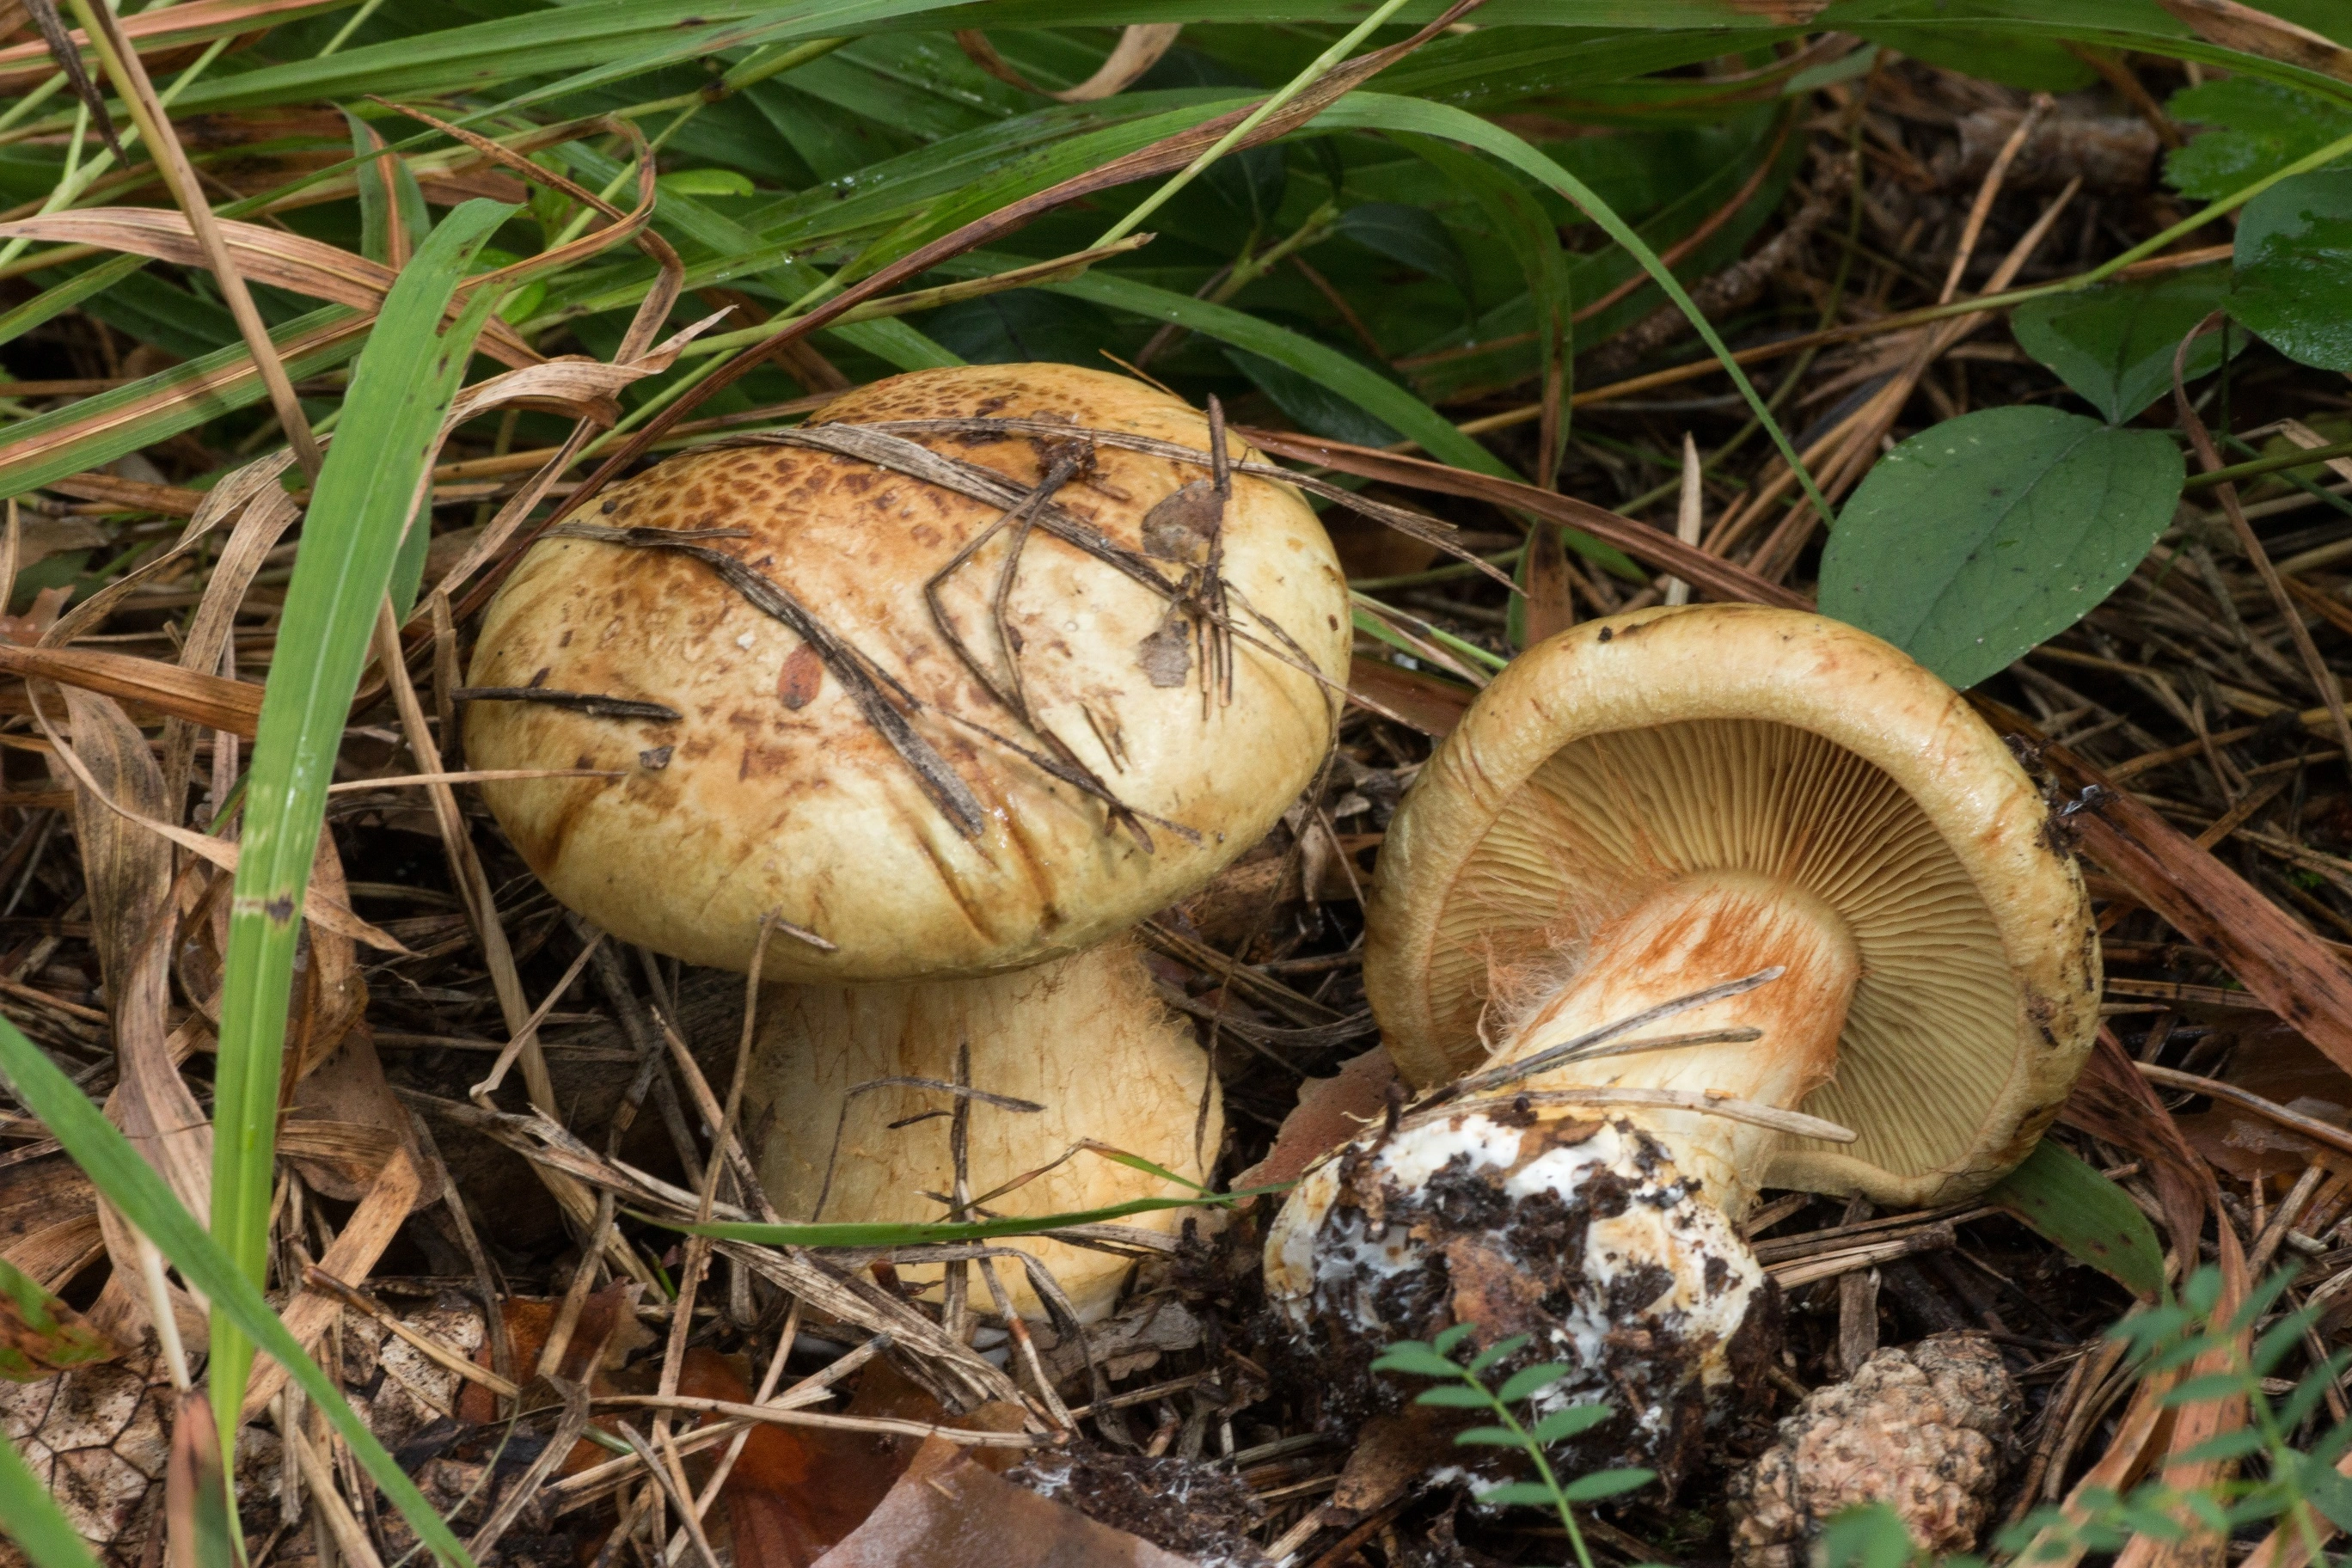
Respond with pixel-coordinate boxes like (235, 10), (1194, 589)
(808, 1434), (1200, 1568)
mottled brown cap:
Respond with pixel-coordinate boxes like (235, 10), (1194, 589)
(466, 364), (1351, 979)
(1364, 604), (2100, 1207)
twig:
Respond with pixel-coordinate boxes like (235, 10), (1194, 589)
(450, 688), (683, 722)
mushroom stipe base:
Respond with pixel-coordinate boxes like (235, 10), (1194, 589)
(1265, 1111), (1782, 1491)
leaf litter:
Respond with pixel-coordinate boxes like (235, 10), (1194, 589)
(16, 9), (2352, 1568)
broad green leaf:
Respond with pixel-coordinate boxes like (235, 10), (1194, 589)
(2230, 168), (2352, 371)
(0, 1014), (475, 1568)
(63, 270), (238, 362)
(0, 1255), (114, 1381)
(1203, 144), (1289, 230)
(0, 1424), (100, 1568)
(1476, 1480), (1565, 1509)
(926, 289), (1118, 367)
(209, 201), (516, 1446)
(1817, 407), (2183, 690)
(2279, 1354), (2352, 1430)
(2267, 0), (2352, 42)
(2010, 266), (2237, 424)
(1224, 346), (1403, 448)
(1529, 1404), (1613, 1444)
(2184, 1265), (2223, 1317)
(1559, 1467), (1653, 1503)
(1336, 201), (1474, 303)
(2251, 1314), (2314, 1376)
(1989, 1138), (2168, 1300)
(1495, 1363), (1574, 1403)
(2166, 77), (2352, 201)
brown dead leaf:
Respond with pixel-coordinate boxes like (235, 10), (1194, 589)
(2153, 0), (2352, 82)
(0, 1258), (116, 1381)
(1345, 655), (1471, 738)
(952, 23), (1180, 102)
(1140, 480), (1220, 564)
(1234, 1047), (1397, 1193)
(2175, 1022), (2352, 1181)
(1518, 523), (1575, 647)
(808, 1434), (1199, 1568)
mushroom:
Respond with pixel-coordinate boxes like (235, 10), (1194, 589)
(1264, 604), (2097, 1475)
(465, 364), (1352, 1319)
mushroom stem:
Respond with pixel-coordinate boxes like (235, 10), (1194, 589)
(1264, 873), (1859, 1479)
(1485, 871), (1859, 1221)
(750, 937), (1221, 1322)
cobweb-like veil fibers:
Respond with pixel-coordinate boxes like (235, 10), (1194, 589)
(1430, 718), (2017, 1182)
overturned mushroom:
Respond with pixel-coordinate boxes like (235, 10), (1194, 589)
(467, 364), (1351, 1318)
(1265, 605), (2097, 1477)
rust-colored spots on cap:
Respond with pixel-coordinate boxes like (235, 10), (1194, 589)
(778, 643), (824, 711)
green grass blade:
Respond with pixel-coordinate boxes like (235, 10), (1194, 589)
(0, 1014), (476, 1568)
(206, 199), (513, 1445)
(0, 304), (362, 502)
(1314, 92), (1834, 524)
(925, 254), (1560, 500)
(0, 1418), (101, 1568)
(0, 254), (145, 352)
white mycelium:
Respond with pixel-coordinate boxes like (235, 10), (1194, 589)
(1268, 1111), (1765, 1442)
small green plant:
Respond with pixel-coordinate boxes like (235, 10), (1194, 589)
(1818, 1264), (2352, 1568)
(1373, 1325), (1654, 1568)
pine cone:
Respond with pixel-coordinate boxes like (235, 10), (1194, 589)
(1728, 1333), (2018, 1568)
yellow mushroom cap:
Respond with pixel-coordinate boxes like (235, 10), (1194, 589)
(465, 364), (1352, 980)
(1364, 603), (2100, 1207)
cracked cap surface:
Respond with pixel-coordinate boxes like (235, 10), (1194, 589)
(466, 364), (1351, 978)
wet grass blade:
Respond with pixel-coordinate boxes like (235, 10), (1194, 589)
(206, 199), (512, 1446)
(0, 1014), (477, 1568)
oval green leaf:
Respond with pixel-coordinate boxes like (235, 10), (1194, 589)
(2230, 168), (2352, 371)
(1818, 407), (2183, 690)
(2011, 266), (2236, 425)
